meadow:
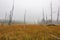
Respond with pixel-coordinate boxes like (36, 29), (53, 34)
(0, 24), (60, 40)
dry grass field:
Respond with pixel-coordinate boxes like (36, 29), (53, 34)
(0, 24), (60, 40)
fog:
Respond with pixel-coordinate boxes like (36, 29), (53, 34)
(0, 0), (60, 23)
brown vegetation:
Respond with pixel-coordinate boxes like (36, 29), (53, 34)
(0, 24), (60, 40)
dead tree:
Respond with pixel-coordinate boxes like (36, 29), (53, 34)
(8, 0), (14, 25)
(50, 0), (53, 24)
(46, 14), (47, 24)
(57, 8), (59, 23)
(1, 12), (7, 26)
(5, 12), (7, 24)
(42, 8), (45, 24)
(23, 9), (26, 29)
(24, 9), (26, 24)
(47, 0), (56, 26)
(37, 16), (40, 24)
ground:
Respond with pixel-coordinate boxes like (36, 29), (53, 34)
(0, 24), (60, 40)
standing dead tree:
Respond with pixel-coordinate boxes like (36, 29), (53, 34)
(24, 9), (26, 24)
(8, 0), (14, 25)
(24, 9), (26, 28)
(47, 0), (56, 26)
(5, 12), (7, 24)
(37, 16), (40, 24)
(1, 12), (7, 26)
(57, 8), (59, 24)
(42, 8), (45, 24)
(46, 14), (47, 24)
(50, 0), (53, 24)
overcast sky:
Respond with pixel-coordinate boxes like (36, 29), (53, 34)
(0, 0), (60, 23)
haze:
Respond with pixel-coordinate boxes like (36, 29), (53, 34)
(0, 0), (60, 23)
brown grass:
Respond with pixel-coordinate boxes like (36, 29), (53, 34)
(0, 24), (60, 40)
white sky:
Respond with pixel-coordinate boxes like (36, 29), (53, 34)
(0, 0), (60, 23)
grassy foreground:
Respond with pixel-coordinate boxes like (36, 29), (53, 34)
(0, 24), (60, 40)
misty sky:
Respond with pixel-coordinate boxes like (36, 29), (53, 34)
(0, 0), (60, 23)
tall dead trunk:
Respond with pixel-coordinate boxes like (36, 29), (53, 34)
(8, 0), (14, 25)
(50, 0), (53, 24)
(42, 8), (45, 24)
(46, 14), (47, 24)
(57, 8), (59, 24)
(24, 9), (26, 24)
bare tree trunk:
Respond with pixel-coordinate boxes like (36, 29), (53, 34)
(3, 12), (7, 25)
(42, 8), (45, 24)
(50, 0), (53, 24)
(24, 9), (26, 24)
(46, 14), (47, 24)
(8, 0), (14, 25)
(1, 13), (7, 26)
(24, 9), (26, 28)
(8, 11), (12, 25)
(57, 8), (59, 24)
